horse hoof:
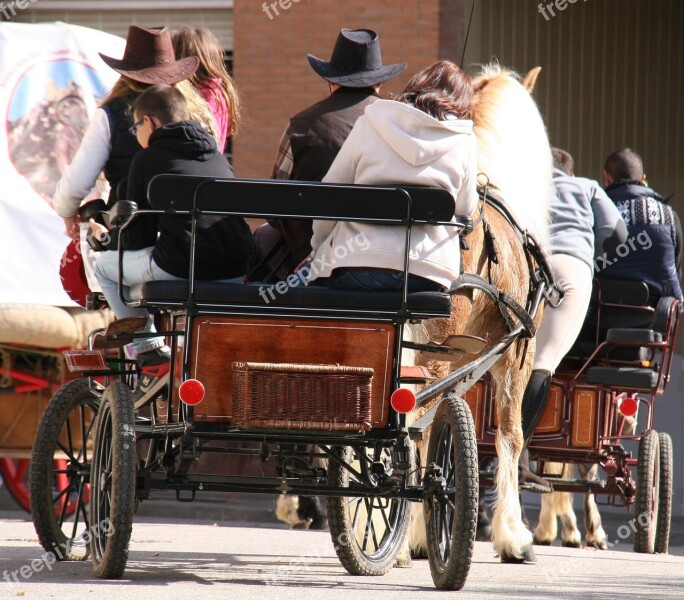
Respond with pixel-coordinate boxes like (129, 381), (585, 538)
(309, 517), (329, 531)
(500, 546), (536, 563)
(395, 555), (413, 568)
(410, 547), (428, 560)
(587, 540), (607, 550)
(533, 536), (552, 546)
(562, 540), (582, 549)
(476, 524), (492, 542)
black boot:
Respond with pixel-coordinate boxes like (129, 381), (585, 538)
(519, 370), (553, 493)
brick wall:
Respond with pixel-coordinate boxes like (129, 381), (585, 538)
(233, 0), (466, 177)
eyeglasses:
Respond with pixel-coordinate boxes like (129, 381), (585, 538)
(129, 117), (144, 136)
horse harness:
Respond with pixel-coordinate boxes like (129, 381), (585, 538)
(451, 185), (562, 345)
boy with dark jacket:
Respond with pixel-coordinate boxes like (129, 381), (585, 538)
(93, 84), (255, 398)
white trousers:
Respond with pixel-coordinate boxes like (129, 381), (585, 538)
(533, 253), (593, 373)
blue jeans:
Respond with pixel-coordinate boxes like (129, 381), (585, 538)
(94, 248), (181, 354)
(315, 268), (444, 293)
(94, 249), (244, 355)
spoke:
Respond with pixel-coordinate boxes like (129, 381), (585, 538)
(56, 441), (78, 463)
(362, 497), (375, 552)
(65, 418), (74, 461)
(350, 497), (362, 530)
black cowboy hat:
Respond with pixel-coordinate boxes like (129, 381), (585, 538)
(99, 26), (199, 85)
(307, 29), (406, 88)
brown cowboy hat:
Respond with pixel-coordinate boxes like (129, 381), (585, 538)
(99, 26), (199, 85)
(307, 29), (406, 88)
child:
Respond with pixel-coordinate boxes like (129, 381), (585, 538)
(92, 84), (255, 400)
(172, 27), (240, 153)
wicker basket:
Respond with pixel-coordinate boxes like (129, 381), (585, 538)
(232, 362), (374, 431)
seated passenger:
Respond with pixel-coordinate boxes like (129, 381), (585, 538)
(520, 148), (627, 489)
(91, 84), (255, 396)
(599, 147), (683, 303)
(305, 60), (478, 292)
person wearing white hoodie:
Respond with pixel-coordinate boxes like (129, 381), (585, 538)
(307, 60), (478, 292)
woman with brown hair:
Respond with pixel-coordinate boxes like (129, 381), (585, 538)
(172, 27), (241, 153)
(308, 60), (478, 292)
(53, 25), (216, 241)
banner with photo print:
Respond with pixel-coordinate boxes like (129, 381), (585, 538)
(0, 22), (123, 305)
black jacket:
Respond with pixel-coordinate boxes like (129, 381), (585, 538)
(272, 87), (379, 269)
(124, 120), (255, 279)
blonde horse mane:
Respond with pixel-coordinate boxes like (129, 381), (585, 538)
(471, 63), (553, 248)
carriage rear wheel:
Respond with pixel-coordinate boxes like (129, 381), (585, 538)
(633, 429), (660, 553)
(89, 380), (136, 579)
(655, 432), (673, 554)
(29, 378), (99, 560)
(326, 445), (410, 576)
(424, 393), (478, 590)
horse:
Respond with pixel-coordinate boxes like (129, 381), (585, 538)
(404, 63), (553, 563)
(275, 64), (554, 564)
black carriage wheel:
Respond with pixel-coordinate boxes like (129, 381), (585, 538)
(424, 393), (478, 591)
(633, 429), (660, 554)
(89, 380), (137, 579)
(327, 445), (410, 576)
(29, 378), (99, 561)
(655, 432), (673, 554)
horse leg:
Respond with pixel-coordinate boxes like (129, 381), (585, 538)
(490, 358), (534, 562)
(579, 463), (607, 549)
(532, 463), (582, 547)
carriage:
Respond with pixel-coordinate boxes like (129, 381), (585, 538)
(454, 274), (680, 553)
(25, 174), (561, 590)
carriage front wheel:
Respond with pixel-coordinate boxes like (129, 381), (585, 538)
(424, 392), (478, 590)
(89, 380), (137, 579)
(633, 429), (660, 553)
(326, 445), (410, 576)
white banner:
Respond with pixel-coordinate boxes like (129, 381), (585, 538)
(0, 22), (124, 305)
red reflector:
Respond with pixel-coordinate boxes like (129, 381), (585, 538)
(618, 396), (639, 418)
(179, 379), (205, 405)
(391, 388), (416, 414)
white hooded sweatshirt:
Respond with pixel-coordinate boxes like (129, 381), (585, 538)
(310, 99), (477, 288)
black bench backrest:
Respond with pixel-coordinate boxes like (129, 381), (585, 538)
(146, 174), (458, 224)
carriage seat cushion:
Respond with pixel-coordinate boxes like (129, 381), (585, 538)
(585, 366), (659, 390)
(129, 281), (452, 316)
(604, 328), (662, 344)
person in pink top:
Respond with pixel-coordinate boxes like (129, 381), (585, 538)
(172, 27), (240, 153)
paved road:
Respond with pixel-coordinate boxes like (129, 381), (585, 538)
(2, 501), (684, 600)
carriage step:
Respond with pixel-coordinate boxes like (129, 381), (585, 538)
(399, 365), (434, 383)
(543, 477), (607, 493)
(403, 334), (486, 362)
(92, 316), (149, 349)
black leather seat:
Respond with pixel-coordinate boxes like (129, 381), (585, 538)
(129, 281), (452, 319)
(585, 366), (659, 390)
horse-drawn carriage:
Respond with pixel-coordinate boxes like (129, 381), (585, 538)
(22, 64), (680, 593)
(25, 177), (681, 594)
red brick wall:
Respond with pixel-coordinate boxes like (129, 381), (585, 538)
(233, 0), (466, 177)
